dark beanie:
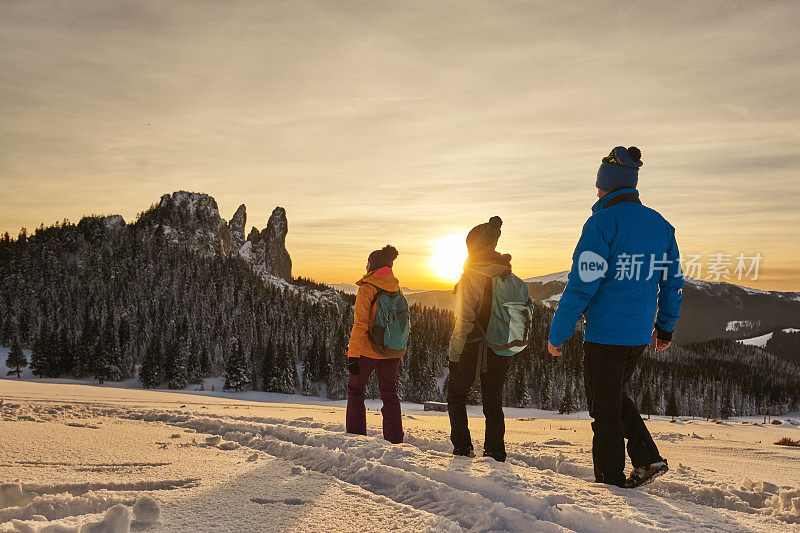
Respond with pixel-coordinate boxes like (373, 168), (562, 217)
(596, 146), (643, 191)
(368, 245), (398, 270)
(466, 216), (502, 255)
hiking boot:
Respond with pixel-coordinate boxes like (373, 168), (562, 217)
(483, 449), (506, 462)
(626, 460), (668, 488)
(453, 445), (475, 458)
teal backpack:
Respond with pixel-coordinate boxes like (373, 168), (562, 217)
(367, 285), (410, 356)
(480, 273), (535, 356)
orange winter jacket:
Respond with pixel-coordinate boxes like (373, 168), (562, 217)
(347, 267), (405, 359)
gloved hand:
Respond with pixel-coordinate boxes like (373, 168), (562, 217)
(348, 357), (360, 376)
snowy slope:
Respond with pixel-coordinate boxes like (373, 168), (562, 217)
(2, 380), (799, 532)
(524, 271), (570, 284)
(738, 328), (800, 347)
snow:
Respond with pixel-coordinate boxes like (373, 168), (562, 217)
(524, 271), (570, 284)
(740, 332), (777, 348)
(738, 328), (800, 347)
(2, 380), (800, 532)
(102, 215), (125, 232)
(741, 286), (771, 295)
(235, 241), (252, 261)
(726, 320), (754, 332)
(684, 276), (712, 288)
(133, 496), (161, 525)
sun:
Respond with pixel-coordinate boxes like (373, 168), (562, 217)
(430, 234), (468, 283)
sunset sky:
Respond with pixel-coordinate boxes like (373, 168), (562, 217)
(2, 1), (799, 290)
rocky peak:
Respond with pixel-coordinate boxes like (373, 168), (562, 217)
(242, 207), (292, 281)
(102, 214), (126, 231)
(151, 191), (230, 257)
(228, 204), (247, 251)
(144, 191), (293, 282)
(158, 191), (222, 221)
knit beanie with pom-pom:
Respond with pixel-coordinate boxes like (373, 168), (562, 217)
(466, 216), (502, 255)
(368, 245), (399, 270)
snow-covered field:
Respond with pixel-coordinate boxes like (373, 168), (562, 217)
(2, 379), (800, 532)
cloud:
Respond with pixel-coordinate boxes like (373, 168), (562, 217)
(1, 0), (799, 290)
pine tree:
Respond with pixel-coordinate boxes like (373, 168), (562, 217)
(703, 389), (718, 420)
(29, 334), (47, 378)
(168, 353), (188, 389)
(93, 341), (112, 384)
(538, 371), (551, 410)
(558, 384), (576, 414)
(224, 340), (249, 391)
(57, 329), (74, 376)
(720, 392), (734, 420)
(277, 340), (297, 394)
(301, 339), (318, 397)
(511, 357), (532, 408)
(165, 338), (188, 390)
(187, 344), (203, 385)
(640, 388), (655, 419)
(324, 329), (349, 400)
(118, 317), (130, 370)
(74, 333), (92, 378)
(139, 339), (162, 389)
(44, 330), (60, 377)
(261, 338), (277, 392)
(665, 390), (679, 418)
(199, 346), (211, 378)
(5, 339), (27, 378)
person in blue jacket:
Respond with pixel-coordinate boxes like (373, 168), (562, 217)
(548, 146), (684, 488)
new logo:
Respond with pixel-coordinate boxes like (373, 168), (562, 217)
(578, 251), (608, 282)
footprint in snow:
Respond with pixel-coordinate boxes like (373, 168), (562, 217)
(251, 497), (309, 506)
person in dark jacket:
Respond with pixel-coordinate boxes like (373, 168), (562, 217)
(548, 146), (684, 488)
(447, 217), (514, 461)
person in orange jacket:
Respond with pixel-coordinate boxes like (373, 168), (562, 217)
(346, 245), (405, 443)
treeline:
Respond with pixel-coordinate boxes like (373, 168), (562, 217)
(2, 215), (800, 416)
(765, 330), (800, 366)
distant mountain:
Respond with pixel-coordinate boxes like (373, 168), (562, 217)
(407, 272), (800, 345)
(674, 278), (800, 343)
(524, 271), (570, 284)
(330, 283), (426, 296)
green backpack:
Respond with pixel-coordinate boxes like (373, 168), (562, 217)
(481, 273), (535, 356)
(367, 286), (410, 356)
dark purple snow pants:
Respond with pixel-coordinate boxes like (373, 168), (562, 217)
(346, 356), (403, 444)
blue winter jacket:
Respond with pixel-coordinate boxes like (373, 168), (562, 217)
(548, 188), (684, 347)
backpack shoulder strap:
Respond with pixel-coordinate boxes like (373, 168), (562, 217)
(363, 282), (401, 308)
(362, 282), (385, 308)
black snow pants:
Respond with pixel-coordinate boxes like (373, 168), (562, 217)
(583, 341), (663, 487)
(447, 340), (513, 460)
